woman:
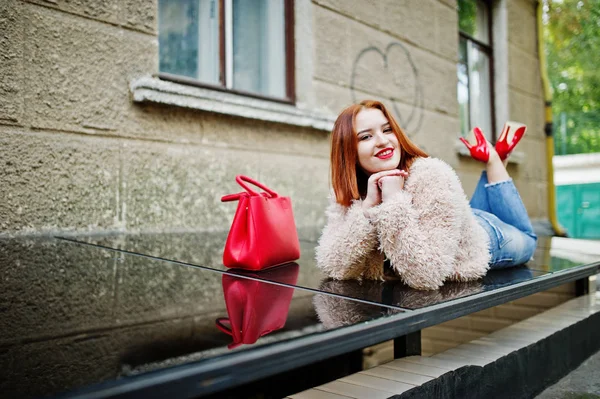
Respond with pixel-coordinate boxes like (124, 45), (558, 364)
(315, 100), (537, 290)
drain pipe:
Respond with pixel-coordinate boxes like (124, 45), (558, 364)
(537, 1), (568, 236)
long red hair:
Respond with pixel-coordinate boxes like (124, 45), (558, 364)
(330, 100), (428, 207)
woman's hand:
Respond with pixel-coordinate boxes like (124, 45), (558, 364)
(362, 169), (405, 216)
(379, 170), (408, 202)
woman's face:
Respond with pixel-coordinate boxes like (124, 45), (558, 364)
(355, 108), (401, 175)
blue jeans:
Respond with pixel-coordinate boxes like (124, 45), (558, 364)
(470, 171), (537, 269)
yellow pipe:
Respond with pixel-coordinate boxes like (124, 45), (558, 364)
(537, 1), (568, 237)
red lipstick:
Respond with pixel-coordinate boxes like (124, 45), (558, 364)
(375, 148), (394, 159)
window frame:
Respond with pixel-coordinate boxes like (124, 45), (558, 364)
(158, 0), (296, 105)
(458, 0), (497, 142)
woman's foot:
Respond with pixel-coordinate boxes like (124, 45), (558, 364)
(458, 128), (511, 183)
(460, 127), (490, 163)
(495, 122), (527, 161)
(486, 141), (511, 182)
(487, 142), (507, 167)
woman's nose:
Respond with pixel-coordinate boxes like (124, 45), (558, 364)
(374, 131), (389, 146)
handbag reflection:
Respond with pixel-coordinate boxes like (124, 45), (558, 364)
(215, 263), (300, 349)
(221, 175), (300, 270)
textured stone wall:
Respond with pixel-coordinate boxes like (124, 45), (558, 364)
(507, 0), (550, 218)
(0, 0), (330, 235)
(311, 0), (547, 224)
(0, 0), (548, 235)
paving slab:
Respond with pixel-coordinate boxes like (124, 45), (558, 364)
(535, 349), (600, 399)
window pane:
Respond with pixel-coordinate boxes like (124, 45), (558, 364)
(232, 0), (286, 98)
(458, 0), (490, 45)
(467, 41), (493, 140)
(474, 1), (490, 45)
(458, 38), (470, 138)
(159, 0), (220, 84)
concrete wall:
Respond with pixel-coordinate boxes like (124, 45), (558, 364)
(0, 0), (548, 236)
(506, 0), (550, 219)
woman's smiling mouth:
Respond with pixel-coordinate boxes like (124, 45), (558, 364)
(375, 148), (394, 159)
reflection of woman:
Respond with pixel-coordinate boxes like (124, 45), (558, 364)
(316, 100), (537, 290)
(313, 279), (486, 329)
(317, 278), (482, 312)
(482, 265), (534, 288)
(314, 267), (535, 329)
(313, 286), (399, 329)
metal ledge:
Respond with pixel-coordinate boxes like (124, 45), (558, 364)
(129, 76), (336, 132)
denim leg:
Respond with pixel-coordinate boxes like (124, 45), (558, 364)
(489, 221), (537, 269)
(485, 178), (537, 239)
(473, 209), (537, 269)
(469, 171), (491, 212)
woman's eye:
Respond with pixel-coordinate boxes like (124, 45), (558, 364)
(359, 135), (371, 141)
(384, 128), (393, 133)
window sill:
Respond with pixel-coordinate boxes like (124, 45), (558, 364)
(454, 142), (525, 165)
(129, 76), (336, 132)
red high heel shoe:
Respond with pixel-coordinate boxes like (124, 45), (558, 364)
(495, 121), (527, 161)
(459, 127), (489, 163)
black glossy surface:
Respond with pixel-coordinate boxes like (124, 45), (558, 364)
(0, 238), (399, 399)
(58, 231), (600, 309)
(51, 256), (599, 399)
(3, 234), (599, 399)
(531, 236), (600, 273)
(315, 265), (548, 310)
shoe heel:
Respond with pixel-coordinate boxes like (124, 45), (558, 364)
(496, 121), (527, 160)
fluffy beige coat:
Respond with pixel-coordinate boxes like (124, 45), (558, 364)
(315, 157), (491, 290)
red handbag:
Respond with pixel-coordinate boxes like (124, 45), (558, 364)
(221, 175), (300, 270)
(215, 263), (299, 349)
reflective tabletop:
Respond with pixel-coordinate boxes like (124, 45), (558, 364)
(0, 238), (400, 399)
(60, 232), (600, 309)
(3, 232), (599, 398)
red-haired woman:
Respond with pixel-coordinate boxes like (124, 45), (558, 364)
(315, 100), (536, 290)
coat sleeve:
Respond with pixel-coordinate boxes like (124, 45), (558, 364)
(315, 200), (384, 280)
(367, 160), (464, 290)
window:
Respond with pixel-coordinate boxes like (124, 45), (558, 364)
(158, 0), (295, 102)
(457, 0), (495, 140)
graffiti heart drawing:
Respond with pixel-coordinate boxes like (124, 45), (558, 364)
(350, 42), (424, 136)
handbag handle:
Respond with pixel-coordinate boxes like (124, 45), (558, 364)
(221, 176), (279, 202)
(221, 191), (271, 202)
(215, 318), (243, 349)
(235, 175), (278, 198)
(215, 318), (233, 336)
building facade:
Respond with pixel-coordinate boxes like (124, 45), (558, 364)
(1, 0), (548, 236)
